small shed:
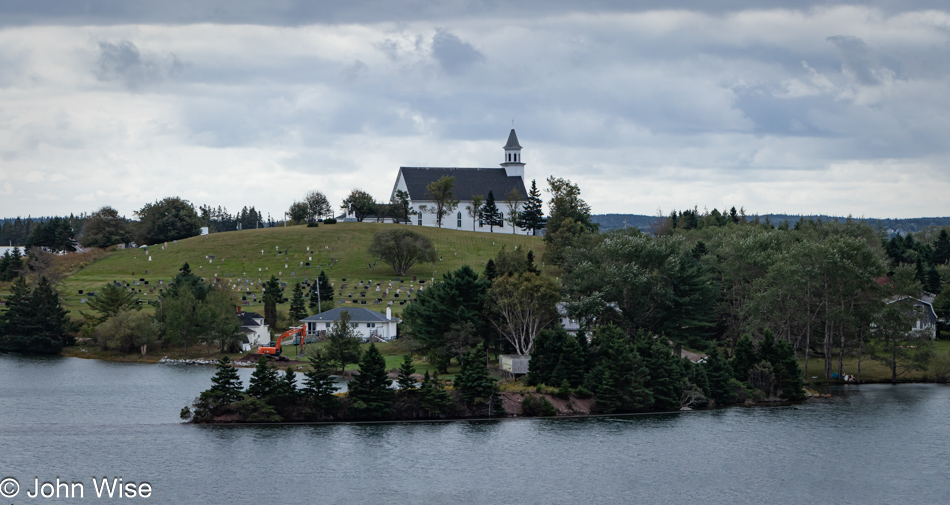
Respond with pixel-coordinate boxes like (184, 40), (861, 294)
(500, 354), (530, 375)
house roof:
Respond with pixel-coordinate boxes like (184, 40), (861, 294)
(397, 167), (527, 202)
(239, 312), (265, 327)
(504, 129), (522, 150)
(301, 307), (401, 324)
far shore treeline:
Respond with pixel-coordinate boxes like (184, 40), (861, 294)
(3, 178), (950, 420)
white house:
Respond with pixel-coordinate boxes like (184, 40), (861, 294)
(344, 129), (530, 233)
(886, 293), (939, 340)
(238, 310), (269, 347)
(301, 307), (401, 342)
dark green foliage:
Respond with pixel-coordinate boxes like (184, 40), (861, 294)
(0, 276), (72, 354)
(262, 275), (284, 330)
(289, 282), (307, 323)
(704, 349), (737, 405)
(771, 340), (805, 400)
(136, 196), (202, 245)
(480, 190), (503, 232)
(247, 356), (282, 401)
(207, 356), (244, 404)
(26, 217), (76, 252)
(347, 343), (394, 419)
(301, 352), (340, 413)
(926, 266), (941, 294)
(453, 345), (502, 413)
(341, 189), (376, 222)
(516, 179), (546, 236)
(83, 282), (140, 325)
(685, 358), (711, 397)
(731, 335), (758, 382)
(308, 271), (334, 312)
(232, 395), (282, 423)
(277, 366), (299, 402)
(80, 206), (131, 248)
(934, 229), (950, 265)
(527, 327), (568, 386)
(0, 247), (24, 281)
(164, 263), (210, 301)
(396, 354), (417, 392)
(418, 371), (454, 418)
(484, 258), (497, 283)
(636, 335), (684, 411)
(521, 394), (557, 417)
(586, 325), (653, 413)
(325, 310), (362, 372)
(367, 228), (437, 276)
(550, 331), (587, 388)
(401, 266), (488, 370)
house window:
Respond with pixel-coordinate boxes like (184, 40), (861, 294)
(350, 323), (358, 328)
(367, 322), (376, 328)
(457, 211), (462, 228)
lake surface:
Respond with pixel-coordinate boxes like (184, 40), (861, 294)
(1, 355), (948, 504)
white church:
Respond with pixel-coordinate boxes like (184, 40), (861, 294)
(364, 129), (531, 234)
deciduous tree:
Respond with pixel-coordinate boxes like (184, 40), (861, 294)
(424, 175), (460, 228)
(367, 228), (437, 276)
(80, 206), (131, 248)
(341, 189), (376, 222)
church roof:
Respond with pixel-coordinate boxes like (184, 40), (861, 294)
(397, 167), (528, 202)
(504, 129), (522, 149)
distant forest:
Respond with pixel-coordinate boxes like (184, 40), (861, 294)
(592, 214), (950, 236)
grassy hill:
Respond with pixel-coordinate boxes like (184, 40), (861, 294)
(59, 222), (545, 317)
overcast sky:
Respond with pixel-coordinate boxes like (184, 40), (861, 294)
(1, 0), (949, 221)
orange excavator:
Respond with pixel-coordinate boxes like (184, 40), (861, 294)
(257, 326), (305, 360)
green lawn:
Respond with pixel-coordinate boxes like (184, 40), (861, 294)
(800, 340), (950, 383)
(52, 222), (545, 317)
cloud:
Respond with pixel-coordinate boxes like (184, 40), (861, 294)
(430, 28), (483, 74)
(2, 4), (950, 220)
(94, 39), (184, 90)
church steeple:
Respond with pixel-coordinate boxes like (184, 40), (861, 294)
(500, 128), (524, 179)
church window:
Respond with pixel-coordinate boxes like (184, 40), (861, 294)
(457, 212), (462, 228)
(417, 213), (422, 226)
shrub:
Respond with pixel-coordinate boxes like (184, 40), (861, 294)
(932, 352), (950, 383)
(521, 394), (557, 417)
(307, 222), (319, 228)
(323, 218), (337, 224)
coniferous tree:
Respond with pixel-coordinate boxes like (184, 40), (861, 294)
(481, 191), (503, 232)
(308, 271), (334, 313)
(207, 356), (244, 404)
(731, 335), (758, 382)
(301, 352), (340, 414)
(771, 340), (805, 400)
(637, 335), (683, 412)
(0, 247), (24, 281)
(0, 276), (35, 351)
(247, 355), (282, 401)
(396, 354), (417, 392)
(516, 179), (546, 235)
(454, 345), (503, 414)
(527, 327), (567, 386)
(704, 349), (736, 406)
(347, 343), (394, 419)
(418, 370), (453, 418)
(586, 325), (652, 413)
(262, 275), (284, 330)
(289, 282), (307, 324)
(484, 259), (497, 284)
(550, 331), (587, 389)
(325, 310), (362, 372)
(934, 229), (950, 265)
(277, 366), (299, 402)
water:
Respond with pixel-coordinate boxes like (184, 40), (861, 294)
(1, 355), (948, 504)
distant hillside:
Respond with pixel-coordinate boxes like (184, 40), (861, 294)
(592, 214), (950, 235)
(59, 223), (545, 316)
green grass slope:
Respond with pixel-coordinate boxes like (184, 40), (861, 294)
(61, 222), (545, 317)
